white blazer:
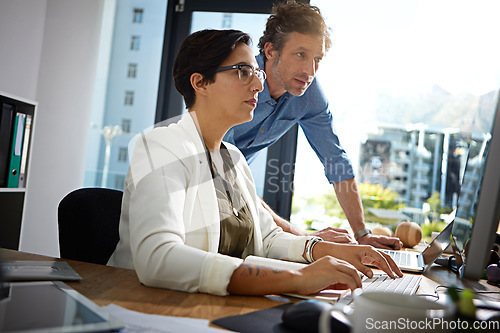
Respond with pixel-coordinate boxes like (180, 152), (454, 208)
(108, 113), (312, 296)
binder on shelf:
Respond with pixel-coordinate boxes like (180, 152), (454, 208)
(0, 103), (15, 187)
(7, 112), (26, 188)
(18, 114), (32, 188)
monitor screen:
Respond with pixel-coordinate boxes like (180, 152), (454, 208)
(451, 91), (500, 280)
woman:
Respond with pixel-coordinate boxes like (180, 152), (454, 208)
(108, 29), (402, 296)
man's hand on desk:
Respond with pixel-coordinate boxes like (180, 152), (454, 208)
(307, 227), (357, 244)
(357, 233), (403, 250)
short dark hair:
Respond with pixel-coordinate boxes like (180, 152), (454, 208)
(173, 29), (251, 109)
(258, 1), (331, 57)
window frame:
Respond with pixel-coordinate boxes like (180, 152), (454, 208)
(118, 147), (128, 162)
(124, 91), (134, 105)
(121, 118), (131, 133)
(133, 8), (144, 23)
(127, 63), (137, 78)
(130, 35), (140, 50)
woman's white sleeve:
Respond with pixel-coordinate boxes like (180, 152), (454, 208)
(128, 165), (242, 295)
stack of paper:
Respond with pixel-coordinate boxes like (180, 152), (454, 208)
(102, 304), (227, 333)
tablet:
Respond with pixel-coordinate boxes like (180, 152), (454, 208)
(2, 261), (82, 282)
(0, 281), (124, 333)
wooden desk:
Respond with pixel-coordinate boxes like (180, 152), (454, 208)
(0, 248), (288, 322)
(2, 248), (499, 324)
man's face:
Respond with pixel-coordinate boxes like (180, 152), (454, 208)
(266, 32), (325, 97)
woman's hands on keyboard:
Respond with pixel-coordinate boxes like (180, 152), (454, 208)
(292, 256), (363, 295)
(312, 242), (404, 279)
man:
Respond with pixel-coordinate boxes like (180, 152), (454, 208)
(224, 1), (402, 249)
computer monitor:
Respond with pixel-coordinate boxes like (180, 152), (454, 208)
(452, 91), (500, 280)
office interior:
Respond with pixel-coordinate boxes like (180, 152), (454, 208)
(1, 0), (500, 259)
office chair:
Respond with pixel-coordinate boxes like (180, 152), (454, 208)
(58, 187), (123, 265)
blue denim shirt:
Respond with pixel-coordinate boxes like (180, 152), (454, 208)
(224, 54), (354, 184)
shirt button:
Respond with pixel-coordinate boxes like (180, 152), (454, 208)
(261, 129), (265, 133)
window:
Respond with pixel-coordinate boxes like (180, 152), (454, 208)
(130, 36), (140, 50)
(114, 175), (126, 190)
(124, 91), (134, 105)
(133, 8), (143, 23)
(121, 119), (131, 133)
(222, 13), (232, 28)
(127, 63), (137, 78)
(290, 0), (500, 241)
(118, 147), (128, 162)
(84, 1), (167, 190)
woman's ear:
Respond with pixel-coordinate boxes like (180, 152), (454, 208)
(264, 42), (276, 62)
(190, 73), (208, 96)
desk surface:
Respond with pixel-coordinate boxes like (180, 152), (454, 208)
(1, 248), (289, 321)
(2, 248), (499, 324)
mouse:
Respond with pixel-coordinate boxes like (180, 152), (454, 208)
(281, 300), (351, 333)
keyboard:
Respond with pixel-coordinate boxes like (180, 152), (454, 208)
(385, 250), (410, 266)
(362, 274), (421, 294)
(381, 249), (419, 267)
(340, 274), (421, 304)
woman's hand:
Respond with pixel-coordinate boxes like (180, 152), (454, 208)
(313, 242), (404, 279)
(227, 255), (362, 296)
(292, 256), (362, 295)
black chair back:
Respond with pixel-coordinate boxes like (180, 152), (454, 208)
(58, 188), (123, 265)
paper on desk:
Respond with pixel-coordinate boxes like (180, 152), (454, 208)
(101, 304), (227, 333)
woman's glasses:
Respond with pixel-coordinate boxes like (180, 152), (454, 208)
(216, 64), (266, 84)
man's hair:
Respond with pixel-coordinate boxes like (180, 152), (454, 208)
(258, 1), (331, 57)
(173, 29), (251, 109)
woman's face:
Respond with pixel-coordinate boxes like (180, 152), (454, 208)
(207, 43), (263, 127)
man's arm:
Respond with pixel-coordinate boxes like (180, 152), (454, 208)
(333, 178), (402, 250)
(260, 199), (304, 235)
(260, 198), (356, 243)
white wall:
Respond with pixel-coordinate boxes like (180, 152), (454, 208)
(0, 0), (105, 256)
(0, 0), (46, 99)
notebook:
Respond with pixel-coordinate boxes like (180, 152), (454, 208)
(1, 260), (82, 281)
(380, 221), (454, 273)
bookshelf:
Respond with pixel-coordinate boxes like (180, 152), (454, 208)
(0, 91), (37, 250)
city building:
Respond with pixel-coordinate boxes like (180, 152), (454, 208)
(84, 0), (167, 189)
(359, 123), (486, 210)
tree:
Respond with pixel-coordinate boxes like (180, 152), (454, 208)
(292, 183), (405, 223)
(358, 183), (406, 210)
(426, 191), (441, 221)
